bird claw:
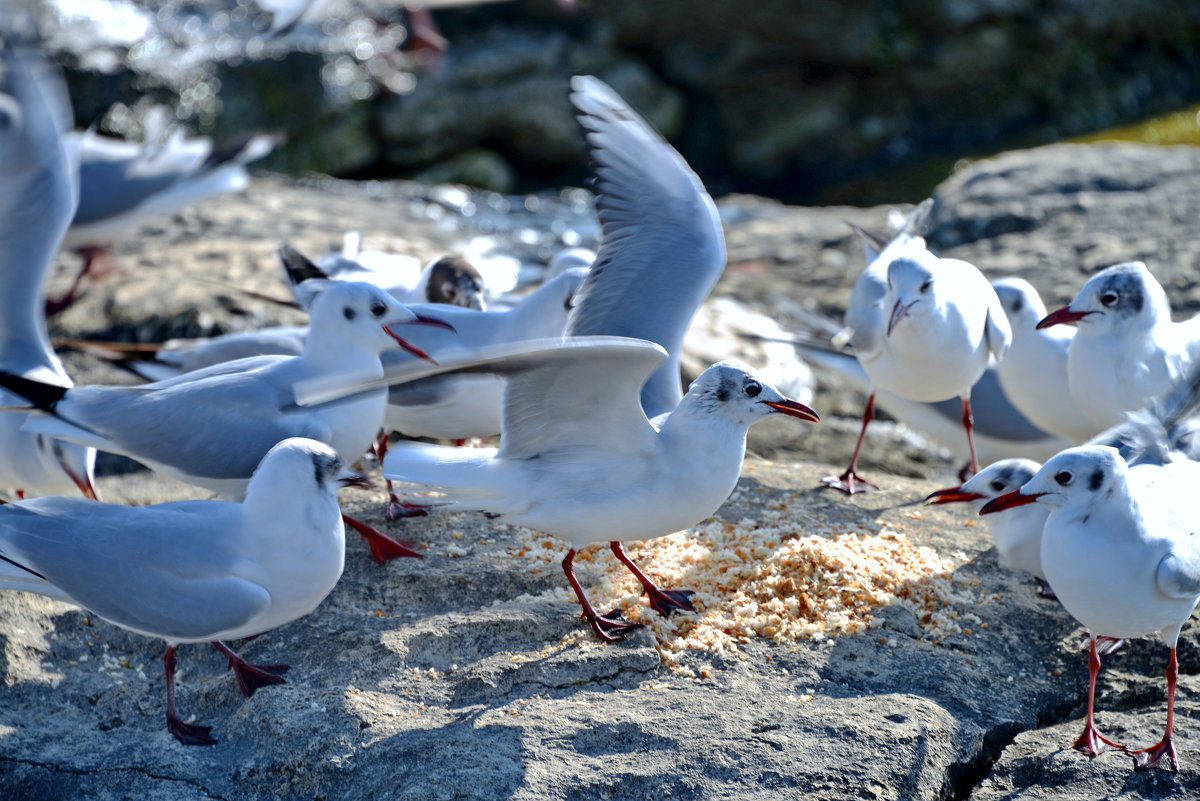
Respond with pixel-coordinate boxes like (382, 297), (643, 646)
(167, 715), (216, 746)
(587, 609), (644, 643)
(822, 470), (878, 494)
(342, 514), (424, 563)
(386, 498), (430, 522)
(1035, 577), (1057, 600)
(1130, 738), (1179, 773)
(1070, 724), (1125, 758)
(646, 588), (696, 617)
(228, 661), (289, 697)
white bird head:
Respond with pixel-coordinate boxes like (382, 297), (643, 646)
(991, 278), (1050, 332)
(980, 445), (1126, 516)
(926, 458), (1042, 509)
(1036, 262), (1169, 335)
(684, 361), (819, 428)
(884, 254), (937, 336)
(306, 281), (454, 361)
(245, 437), (366, 501)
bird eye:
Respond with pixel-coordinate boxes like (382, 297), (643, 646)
(920, 280), (932, 293)
(1099, 292), (1118, 307)
(343, 306), (356, 321)
(370, 302), (388, 317)
(1054, 470), (1073, 486)
(745, 382), (762, 397)
(990, 480), (1005, 492)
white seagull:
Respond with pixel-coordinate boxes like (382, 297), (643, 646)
(926, 458), (1051, 593)
(1037, 261), (1200, 432)
(826, 209), (1012, 492)
(981, 446), (1200, 772)
(375, 76), (820, 642)
(381, 338), (818, 641)
(992, 277), (1097, 443)
(0, 46), (97, 500)
(0, 437), (359, 745)
(0, 281), (450, 562)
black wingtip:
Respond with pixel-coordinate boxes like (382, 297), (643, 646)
(0, 371), (68, 412)
(278, 243), (328, 286)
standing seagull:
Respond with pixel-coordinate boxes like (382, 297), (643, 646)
(1037, 261), (1200, 432)
(826, 212), (1011, 492)
(981, 446), (1200, 772)
(0, 437), (359, 745)
(379, 77), (819, 642)
(992, 278), (1096, 443)
(0, 281), (450, 562)
(381, 339), (818, 641)
(0, 47), (96, 500)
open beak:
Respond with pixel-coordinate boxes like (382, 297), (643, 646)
(761, 399), (820, 423)
(924, 486), (985, 505)
(887, 299), (916, 336)
(979, 490), (1045, 514)
(1036, 306), (1095, 330)
(384, 314), (457, 363)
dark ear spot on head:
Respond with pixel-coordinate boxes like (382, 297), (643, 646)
(1088, 469), (1104, 492)
(343, 306), (356, 321)
(1011, 295), (1023, 314)
(715, 386), (730, 403)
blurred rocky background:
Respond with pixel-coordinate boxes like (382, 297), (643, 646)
(11, 0), (1200, 203)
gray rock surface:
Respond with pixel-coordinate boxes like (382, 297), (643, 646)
(5, 142), (1200, 798)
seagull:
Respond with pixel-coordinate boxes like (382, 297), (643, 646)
(0, 46), (97, 501)
(0, 437), (359, 745)
(981, 446), (1200, 772)
(0, 280), (450, 563)
(991, 278), (1097, 443)
(281, 237), (488, 311)
(54, 125), (276, 315)
(380, 338), (819, 641)
(373, 76), (818, 642)
(824, 210), (1012, 492)
(926, 459), (1051, 593)
(1037, 261), (1200, 432)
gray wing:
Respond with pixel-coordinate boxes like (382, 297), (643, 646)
(1156, 535), (1200, 601)
(565, 76), (726, 419)
(52, 363), (328, 480)
(0, 47), (76, 377)
(927, 367), (1052, 442)
(842, 263), (887, 358)
(72, 143), (188, 225)
(0, 497), (269, 639)
(495, 338), (668, 460)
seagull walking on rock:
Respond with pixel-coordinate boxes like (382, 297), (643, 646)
(981, 446), (1200, 772)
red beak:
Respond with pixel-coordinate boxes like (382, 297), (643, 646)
(762, 399), (820, 423)
(338, 472), (373, 490)
(924, 486), (985, 505)
(384, 315), (456, 363)
(979, 490), (1045, 514)
(1036, 306), (1095, 330)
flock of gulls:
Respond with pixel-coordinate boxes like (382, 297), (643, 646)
(0, 39), (1198, 780)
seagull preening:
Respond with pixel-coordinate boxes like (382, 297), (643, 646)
(0, 437), (359, 745)
(825, 207), (1012, 493)
(982, 446), (1200, 772)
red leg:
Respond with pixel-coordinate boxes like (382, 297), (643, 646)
(342, 513), (423, 563)
(1130, 647), (1180, 772)
(211, 641), (288, 697)
(561, 548), (642, 643)
(372, 431), (434, 521)
(163, 646), (216, 746)
(609, 542), (695, 617)
(15, 489), (24, 500)
(960, 395), (979, 477)
(822, 393), (879, 494)
(45, 247), (118, 317)
(1071, 637), (1125, 757)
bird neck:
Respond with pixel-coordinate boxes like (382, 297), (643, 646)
(301, 332), (386, 375)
